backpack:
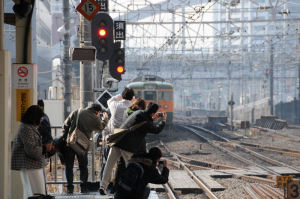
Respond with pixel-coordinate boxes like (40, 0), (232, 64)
(118, 162), (144, 192)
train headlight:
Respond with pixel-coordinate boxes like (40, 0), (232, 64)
(164, 105), (168, 109)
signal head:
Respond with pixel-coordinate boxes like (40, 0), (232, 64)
(116, 65), (125, 74)
(98, 28), (107, 38)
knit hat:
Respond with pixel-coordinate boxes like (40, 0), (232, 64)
(148, 147), (162, 161)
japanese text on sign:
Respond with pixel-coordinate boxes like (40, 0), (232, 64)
(16, 89), (31, 121)
(114, 21), (126, 40)
(96, 0), (108, 12)
(276, 176), (293, 188)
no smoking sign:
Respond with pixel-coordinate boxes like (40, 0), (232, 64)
(13, 64), (35, 89)
(17, 66), (29, 78)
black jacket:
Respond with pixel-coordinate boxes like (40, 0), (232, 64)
(115, 110), (165, 153)
(38, 114), (53, 144)
(115, 155), (169, 199)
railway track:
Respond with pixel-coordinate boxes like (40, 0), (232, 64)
(179, 124), (300, 175)
(155, 124), (294, 199)
(159, 141), (220, 199)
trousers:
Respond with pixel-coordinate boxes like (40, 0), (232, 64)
(64, 146), (88, 190)
(100, 146), (133, 189)
(20, 168), (45, 199)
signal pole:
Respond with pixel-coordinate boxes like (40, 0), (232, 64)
(80, 16), (93, 108)
(63, 0), (72, 118)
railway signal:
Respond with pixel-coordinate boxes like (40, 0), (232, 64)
(109, 42), (125, 81)
(91, 13), (114, 60)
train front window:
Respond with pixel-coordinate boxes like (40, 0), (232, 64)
(144, 91), (157, 100)
(134, 91), (143, 98)
(158, 91), (173, 100)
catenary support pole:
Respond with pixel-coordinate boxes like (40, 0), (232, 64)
(270, 43), (274, 115)
(0, 1), (11, 198)
(63, 0), (72, 118)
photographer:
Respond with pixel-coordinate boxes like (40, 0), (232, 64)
(114, 147), (169, 199)
(100, 103), (166, 195)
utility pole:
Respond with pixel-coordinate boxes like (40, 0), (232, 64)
(80, 16), (93, 108)
(298, 27), (300, 124)
(63, 0), (72, 118)
(270, 42), (274, 115)
(0, 0), (11, 198)
(181, 6), (185, 54)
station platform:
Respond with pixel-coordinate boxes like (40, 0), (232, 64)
(52, 191), (159, 199)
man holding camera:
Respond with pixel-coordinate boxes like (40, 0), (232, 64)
(99, 102), (167, 195)
(114, 147), (169, 199)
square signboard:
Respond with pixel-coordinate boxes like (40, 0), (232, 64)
(96, 90), (112, 111)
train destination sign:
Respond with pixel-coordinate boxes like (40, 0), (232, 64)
(76, 0), (101, 21)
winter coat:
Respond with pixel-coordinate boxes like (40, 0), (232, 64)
(107, 94), (131, 134)
(62, 107), (108, 140)
(11, 123), (47, 170)
(115, 155), (169, 199)
(38, 113), (53, 144)
(114, 110), (165, 153)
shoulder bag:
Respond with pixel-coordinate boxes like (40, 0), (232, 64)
(67, 109), (90, 156)
(106, 121), (146, 147)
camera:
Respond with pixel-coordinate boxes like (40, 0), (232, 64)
(157, 113), (164, 117)
(159, 160), (164, 165)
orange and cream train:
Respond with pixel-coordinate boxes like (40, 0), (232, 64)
(127, 75), (174, 124)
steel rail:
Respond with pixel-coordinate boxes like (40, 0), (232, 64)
(262, 184), (284, 198)
(250, 184), (270, 198)
(179, 124), (281, 175)
(257, 185), (282, 199)
(186, 124), (300, 174)
(175, 152), (240, 170)
(163, 183), (177, 199)
(160, 141), (219, 199)
(244, 185), (261, 199)
(237, 142), (300, 157)
(233, 174), (276, 186)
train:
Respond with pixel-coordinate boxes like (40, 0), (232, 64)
(127, 75), (174, 124)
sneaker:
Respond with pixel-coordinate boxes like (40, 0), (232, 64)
(81, 188), (89, 194)
(99, 186), (107, 195)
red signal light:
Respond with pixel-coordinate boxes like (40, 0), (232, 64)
(116, 65), (124, 74)
(98, 28), (107, 37)
(266, 69), (270, 74)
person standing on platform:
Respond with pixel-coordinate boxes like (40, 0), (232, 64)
(99, 102), (166, 195)
(37, 99), (53, 153)
(112, 97), (146, 192)
(100, 87), (135, 192)
(11, 105), (50, 198)
(62, 103), (108, 194)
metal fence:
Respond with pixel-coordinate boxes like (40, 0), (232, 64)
(46, 127), (101, 187)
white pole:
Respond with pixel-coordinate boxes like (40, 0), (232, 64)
(0, 1), (12, 199)
(0, 0), (3, 50)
